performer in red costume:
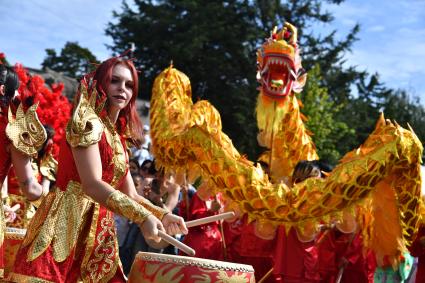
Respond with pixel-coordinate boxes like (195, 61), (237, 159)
(6, 125), (57, 228)
(0, 63), (46, 279)
(273, 161), (324, 283)
(178, 192), (224, 260)
(10, 56), (188, 283)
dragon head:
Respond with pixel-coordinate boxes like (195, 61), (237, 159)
(257, 22), (306, 98)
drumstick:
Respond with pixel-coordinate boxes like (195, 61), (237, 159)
(10, 204), (20, 212)
(157, 230), (195, 256)
(185, 211), (235, 228)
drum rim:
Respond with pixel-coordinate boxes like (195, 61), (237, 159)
(136, 252), (254, 272)
(5, 227), (27, 240)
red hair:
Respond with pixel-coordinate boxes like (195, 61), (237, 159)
(93, 57), (143, 145)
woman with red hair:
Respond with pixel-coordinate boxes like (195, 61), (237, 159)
(10, 57), (188, 282)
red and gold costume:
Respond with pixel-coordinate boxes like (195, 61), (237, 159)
(0, 102), (47, 278)
(178, 193), (224, 260)
(5, 165), (39, 229)
(10, 79), (167, 283)
(5, 144), (58, 229)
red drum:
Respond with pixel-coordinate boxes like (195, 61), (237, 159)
(128, 252), (255, 283)
(4, 227), (26, 277)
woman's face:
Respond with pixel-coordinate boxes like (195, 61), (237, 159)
(107, 64), (134, 113)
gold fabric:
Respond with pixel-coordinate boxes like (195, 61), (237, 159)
(24, 182), (95, 262)
(6, 103), (47, 157)
(106, 190), (151, 225)
(39, 153), (58, 182)
(66, 79), (104, 148)
(8, 272), (55, 283)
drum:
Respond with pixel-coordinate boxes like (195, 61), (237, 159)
(128, 252), (255, 283)
(4, 227), (26, 277)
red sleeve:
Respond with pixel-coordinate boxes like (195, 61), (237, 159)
(188, 193), (215, 221)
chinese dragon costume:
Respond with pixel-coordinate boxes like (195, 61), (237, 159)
(150, 23), (423, 268)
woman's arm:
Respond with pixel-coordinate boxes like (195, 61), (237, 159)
(72, 144), (163, 242)
(72, 144), (116, 204)
(119, 171), (188, 236)
(10, 147), (43, 201)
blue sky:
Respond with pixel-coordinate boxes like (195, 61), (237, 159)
(1, 0), (424, 105)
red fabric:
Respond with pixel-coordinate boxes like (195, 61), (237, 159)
(333, 232), (376, 283)
(315, 230), (338, 282)
(222, 216), (274, 283)
(409, 226), (425, 283)
(179, 193), (223, 260)
(12, 133), (127, 282)
(273, 227), (320, 283)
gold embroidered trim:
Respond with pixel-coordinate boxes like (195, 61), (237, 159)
(8, 272), (55, 283)
(138, 197), (168, 220)
(81, 203), (100, 282)
(66, 80), (104, 148)
(0, 202), (5, 245)
(106, 190), (151, 225)
(103, 117), (127, 188)
(85, 211), (118, 283)
(6, 103), (47, 157)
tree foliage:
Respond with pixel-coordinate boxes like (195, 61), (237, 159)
(41, 42), (99, 78)
(106, 0), (424, 161)
(300, 65), (354, 164)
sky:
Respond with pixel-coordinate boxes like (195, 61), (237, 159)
(1, 0), (425, 105)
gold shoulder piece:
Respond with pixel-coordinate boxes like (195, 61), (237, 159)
(40, 153), (58, 181)
(66, 80), (105, 147)
(6, 103), (47, 157)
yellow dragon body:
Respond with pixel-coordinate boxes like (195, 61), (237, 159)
(150, 24), (423, 266)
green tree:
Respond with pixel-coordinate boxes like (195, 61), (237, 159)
(300, 65), (354, 165)
(41, 42), (99, 78)
(106, 0), (361, 159)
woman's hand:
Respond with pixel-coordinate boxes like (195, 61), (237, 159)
(139, 215), (164, 243)
(4, 205), (17, 223)
(162, 213), (188, 236)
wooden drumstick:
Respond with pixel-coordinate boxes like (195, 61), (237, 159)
(185, 211), (235, 228)
(157, 230), (195, 256)
(10, 204), (20, 212)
